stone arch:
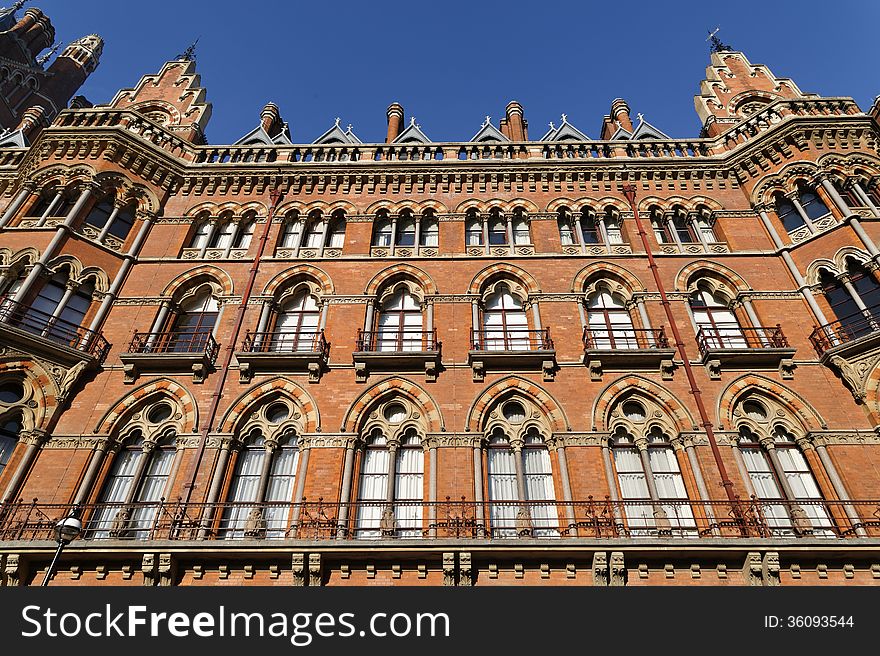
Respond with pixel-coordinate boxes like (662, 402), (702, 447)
(129, 100), (182, 126)
(262, 264), (334, 298)
(468, 262), (540, 295)
(43, 254), (111, 293)
(415, 199), (448, 213)
(341, 377), (443, 433)
(545, 197), (578, 213)
(504, 198), (540, 213)
(717, 374), (826, 432)
(365, 263), (438, 296)
(572, 262), (645, 295)
(674, 260), (751, 295)
(778, 161), (820, 193)
(95, 378), (198, 435)
(0, 246), (39, 269)
(0, 358), (58, 432)
(218, 376), (320, 434)
(160, 265), (234, 298)
(592, 375), (696, 432)
(27, 163), (97, 189)
(751, 172), (787, 207)
(454, 198), (493, 214)
(859, 364), (880, 426)
(833, 246), (872, 272)
(183, 202), (219, 218)
(466, 376), (569, 433)
(805, 258), (840, 286)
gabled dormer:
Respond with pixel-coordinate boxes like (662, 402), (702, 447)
(394, 117), (431, 144)
(470, 117), (509, 143)
(610, 113), (671, 140)
(540, 114), (589, 141)
(313, 117), (362, 144)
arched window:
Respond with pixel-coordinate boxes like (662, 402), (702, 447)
(586, 288), (637, 349)
(355, 427), (424, 538)
(279, 212), (302, 248)
(737, 424), (833, 536)
(0, 416), (21, 477)
(188, 215), (212, 250)
(689, 286), (746, 348)
(326, 211), (346, 249)
(396, 210), (416, 247)
(272, 288), (321, 352)
(580, 208), (600, 244)
(610, 421), (695, 536)
(487, 424), (557, 538)
(818, 260), (880, 334)
(164, 288), (218, 353)
(650, 206), (674, 244)
(670, 208), (696, 243)
(693, 207), (716, 243)
(234, 217), (255, 250)
(465, 209), (483, 246)
(85, 197), (114, 230)
(603, 207), (623, 244)
(798, 185), (829, 221)
(420, 210), (439, 247)
(376, 287), (423, 352)
(512, 208), (530, 245)
(373, 211), (393, 247)
(27, 187), (75, 221)
(557, 208), (576, 246)
(26, 269), (96, 341)
(221, 425), (300, 539)
(480, 283), (529, 350)
(302, 212), (324, 249)
(487, 209), (507, 245)
(775, 193), (804, 232)
(90, 430), (177, 539)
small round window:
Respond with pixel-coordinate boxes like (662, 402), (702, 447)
(622, 401), (646, 422)
(147, 403), (172, 424)
(383, 403), (407, 424)
(0, 381), (24, 404)
(266, 403), (290, 424)
(502, 401), (526, 423)
(742, 400), (767, 421)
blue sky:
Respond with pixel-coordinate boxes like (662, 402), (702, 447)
(24, 0), (880, 144)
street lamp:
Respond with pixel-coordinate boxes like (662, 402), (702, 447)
(41, 507), (82, 586)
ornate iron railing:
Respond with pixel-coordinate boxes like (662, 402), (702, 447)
(126, 330), (220, 363)
(809, 306), (880, 355)
(241, 329), (328, 356)
(583, 326), (669, 350)
(1, 496), (874, 542)
(0, 296), (110, 363)
(355, 329), (440, 353)
(471, 328), (554, 351)
(695, 323), (788, 355)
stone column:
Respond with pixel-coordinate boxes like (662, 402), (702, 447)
(801, 437), (867, 537)
(788, 193), (816, 232)
(95, 204), (122, 242)
(849, 180), (880, 216)
(472, 437), (484, 523)
(35, 191), (63, 228)
(73, 437), (114, 505)
(0, 184), (36, 228)
(198, 220), (218, 258)
(426, 437), (437, 537)
(0, 429), (48, 504)
(336, 438), (357, 538)
(551, 439), (576, 534)
(504, 213), (515, 255)
(288, 438), (311, 530)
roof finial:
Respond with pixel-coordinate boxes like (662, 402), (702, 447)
(410, 116), (416, 126)
(614, 119), (622, 129)
(706, 26), (732, 53)
(176, 37), (200, 62)
(483, 115), (491, 127)
(346, 123), (353, 133)
(560, 113), (567, 123)
(334, 117), (341, 126)
(636, 112), (644, 123)
(548, 121), (555, 130)
(36, 41), (61, 65)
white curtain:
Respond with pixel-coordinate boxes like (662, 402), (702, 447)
(648, 446), (696, 534)
(394, 447), (424, 538)
(614, 447), (653, 534)
(466, 216), (482, 246)
(280, 220), (301, 248)
(741, 447), (792, 534)
(90, 445), (143, 538)
(483, 289), (528, 351)
(276, 292), (320, 352)
(221, 447), (265, 538)
(128, 446), (174, 539)
(513, 217), (530, 245)
(523, 447), (558, 537)
(190, 221), (211, 249)
(264, 444), (298, 538)
(587, 291), (637, 349)
(420, 219), (439, 247)
(212, 221), (235, 249)
(776, 447), (834, 534)
(487, 447), (518, 537)
(692, 289), (746, 348)
(355, 447), (390, 538)
(377, 290), (422, 352)
(558, 219), (575, 245)
(327, 219), (345, 248)
(303, 220), (323, 248)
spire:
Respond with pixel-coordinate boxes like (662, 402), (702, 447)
(176, 37), (199, 62)
(706, 27), (732, 53)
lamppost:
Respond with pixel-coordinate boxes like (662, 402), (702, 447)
(41, 507), (82, 586)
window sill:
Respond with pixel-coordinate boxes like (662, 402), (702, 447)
(181, 247), (249, 260)
(369, 246), (439, 258)
(583, 347), (677, 381)
(352, 348), (442, 383)
(467, 348), (556, 382)
(235, 349), (328, 384)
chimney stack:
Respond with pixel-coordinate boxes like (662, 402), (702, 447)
(502, 100), (527, 141)
(260, 102), (282, 138)
(610, 98), (633, 133)
(386, 102), (404, 143)
(16, 104), (47, 141)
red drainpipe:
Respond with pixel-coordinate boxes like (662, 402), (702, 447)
(621, 184), (739, 507)
(180, 187), (284, 506)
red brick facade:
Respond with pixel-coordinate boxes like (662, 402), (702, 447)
(1, 21), (880, 586)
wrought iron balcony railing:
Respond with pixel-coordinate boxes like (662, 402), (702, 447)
(583, 326), (669, 350)
(695, 324), (788, 356)
(126, 330), (220, 363)
(471, 328), (554, 352)
(241, 329), (328, 356)
(355, 329), (440, 353)
(809, 306), (880, 356)
(0, 296), (111, 363)
(2, 496), (873, 543)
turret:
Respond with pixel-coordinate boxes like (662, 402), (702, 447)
(42, 34), (103, 116)
(386, 102), (404, 143)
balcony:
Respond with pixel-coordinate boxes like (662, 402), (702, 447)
(469, 328), (556, 382)
(0, 496), (874, 543)
(0, 296), (110, 366)
(582, 326), (676, 381)
(236, 330), (329, 383)
(695, 324), (796, 378)
(809, 306), (880, 361)
(119, 330), (220, 384)
(352, 329), (441, 383)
